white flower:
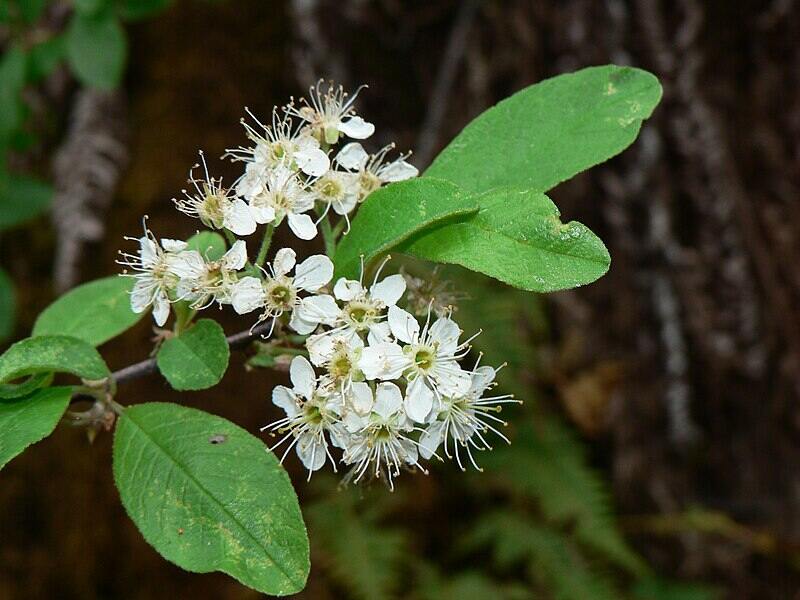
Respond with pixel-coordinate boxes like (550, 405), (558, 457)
(313, 169), (359, 217)
(172, 240), (248, 308)
(118, 222), (186, 326)
(287, 81), (374, 145)
(316, 334), (365, 395)
(230, 248), (336, 335)
(359, 306), (473, 423)
(262, 356), (342, 477)
(418, 365), (520, 470)
(306, 271), (406, 366)
(227, 107), (330, 178)
(336, 142), (418, 203)
(340, 382), (424, 490)
(243, 164), (318, 240)
(173, 151), (256, 236)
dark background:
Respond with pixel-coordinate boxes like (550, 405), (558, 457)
(2, 0), (800, 598)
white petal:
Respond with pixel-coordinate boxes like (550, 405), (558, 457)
(171, 250), (206, 279)
(358, 342), (407, 381)
(470, 365), (497, 395)
(336, 142), (369, 170)
(223, 199), (257, 236)
(433, 361), (472, 397)
(295, 294), (340, 325)
(405, 377), (434, 423)
(306, 331), (336, 366)
(332, 192), (358, 216)
(160, 238), (187, 252)
(152, 292), (170, 327)
(338, 116), (375, 139)
(272, 385), (301, 418)
(290, 356), (316, 400)
(249, 202), (276, 225)
(419, 420), (445, 459)
(333, 278), (363, 301)
(273, 247), (297, 277)
(379, 160), (418, 182)
(349, 382), (374, 415)
(373, 382), (403, 419)
(287, 212), (317, 240)
(139, 236), (158, 265)
(370, 274), (406, 307)
(367, 322), (392, 346)
(130, 280), (152, 314)
(387, 305), (419, 344)
(230, 277), (265, 314)
(222, 240), (248, 271)
(296, 436), (327, 471)
(429, 317), (461, 354)
(295, 147), (330, 177)
(288, 311), (318, 335)
(294, 255), (334, 291)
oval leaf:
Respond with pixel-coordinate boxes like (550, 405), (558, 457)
(33, 276), (143, 346)
(0, 387), (72, 471)
(156, 319), (229, 390)
(113, 403), (309, 595)
(185, 230), (227, 261)
(399, 188), (609, 292)
(65, 10), (127, 89)
(426, 65), (662, 194)
(333, 177), (478, 279)
(0, 335), (109, 392)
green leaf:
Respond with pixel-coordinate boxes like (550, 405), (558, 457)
(113, 402), (309, 595)
(426, 65), (662, 195)
(399, 187), (610, 292)
(0, 335), (110, 390)
(33, 276), (143, 346)
(156, 319), (229, 390)
(0, 267), (15, 342)
(117, 0), (173, 20)
(333, 177), (479, 280)
(28, 35), (66, 83)
(0, 372), (51, 400)
(0, 46), (28, 142)
(65, 10), (127, 89)
(0, 387), (71, 471)
(185, 230), (226, 261)
(0, 174), (53, 231)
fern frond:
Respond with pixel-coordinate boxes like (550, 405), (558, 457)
(412, 563), (533, 600)
(307, 482), (408, 600)
(464, 511), (622, 600)
(481, 417), (648, 576)
(633, 577), (721, 600)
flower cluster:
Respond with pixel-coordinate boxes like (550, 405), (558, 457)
(118, 82), (519, 488)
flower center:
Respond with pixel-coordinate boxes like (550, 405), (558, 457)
(344, 300), (378, 330)
(414, 348), (435, 371)
(317, 176), (343, 200)
(265, 278), (297, 311)
(358, 172), (381, 200)
(199, 188), (226, 228)
(304, 404), (323, 425)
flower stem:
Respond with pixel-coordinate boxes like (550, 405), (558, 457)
(255, 224), (275, 268)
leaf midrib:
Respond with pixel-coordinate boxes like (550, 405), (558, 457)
(122, 410), (301, 590)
